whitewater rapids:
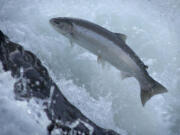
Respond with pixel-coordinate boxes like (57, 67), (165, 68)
(0, 0), (179, 135)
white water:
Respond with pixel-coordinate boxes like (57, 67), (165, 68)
(0, 0), (179, 135)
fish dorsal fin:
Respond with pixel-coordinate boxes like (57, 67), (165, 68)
(114, 33), (127, 42)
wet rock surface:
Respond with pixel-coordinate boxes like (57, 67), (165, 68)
(0, 30), (120, 135)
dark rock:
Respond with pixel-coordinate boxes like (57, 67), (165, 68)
(0, 30), (120, 135)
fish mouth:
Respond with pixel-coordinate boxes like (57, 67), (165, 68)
(49, 17), (66, 24)
(49, 18), (54, 24)
(49, 17), (73, 24)
(49, 17), (73, 36)
(49, 18), (57, 25)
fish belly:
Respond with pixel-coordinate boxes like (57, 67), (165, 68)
(72, 25), (140, 74)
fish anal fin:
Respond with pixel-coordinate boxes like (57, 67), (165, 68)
(120, 71), (132, 80)
(114, 33), (127, 42)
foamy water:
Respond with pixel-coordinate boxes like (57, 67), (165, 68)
(0, 0), (179, 135)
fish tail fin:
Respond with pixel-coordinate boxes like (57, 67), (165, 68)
(140, 77), (168, 106)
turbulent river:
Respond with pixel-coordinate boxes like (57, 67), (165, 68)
(0, 0), (180, 135)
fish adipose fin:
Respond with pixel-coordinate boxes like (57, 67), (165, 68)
(140, 77), (168, 106)
(114, 33), (127, 42)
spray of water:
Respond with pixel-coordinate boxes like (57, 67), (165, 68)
(0, 0), (179, 135)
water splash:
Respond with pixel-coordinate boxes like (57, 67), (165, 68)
(0, 0), (179, 135)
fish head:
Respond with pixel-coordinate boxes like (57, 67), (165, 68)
(50, 17), (73, 36)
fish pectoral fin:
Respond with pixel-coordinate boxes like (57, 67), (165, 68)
(114, 33), (127, 42)
(120, 71), (132, 80)
(97, 55), (105, 68)
(69, 38), (74, 48)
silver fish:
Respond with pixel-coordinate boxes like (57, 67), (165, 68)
(49, 17), (168, 106)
